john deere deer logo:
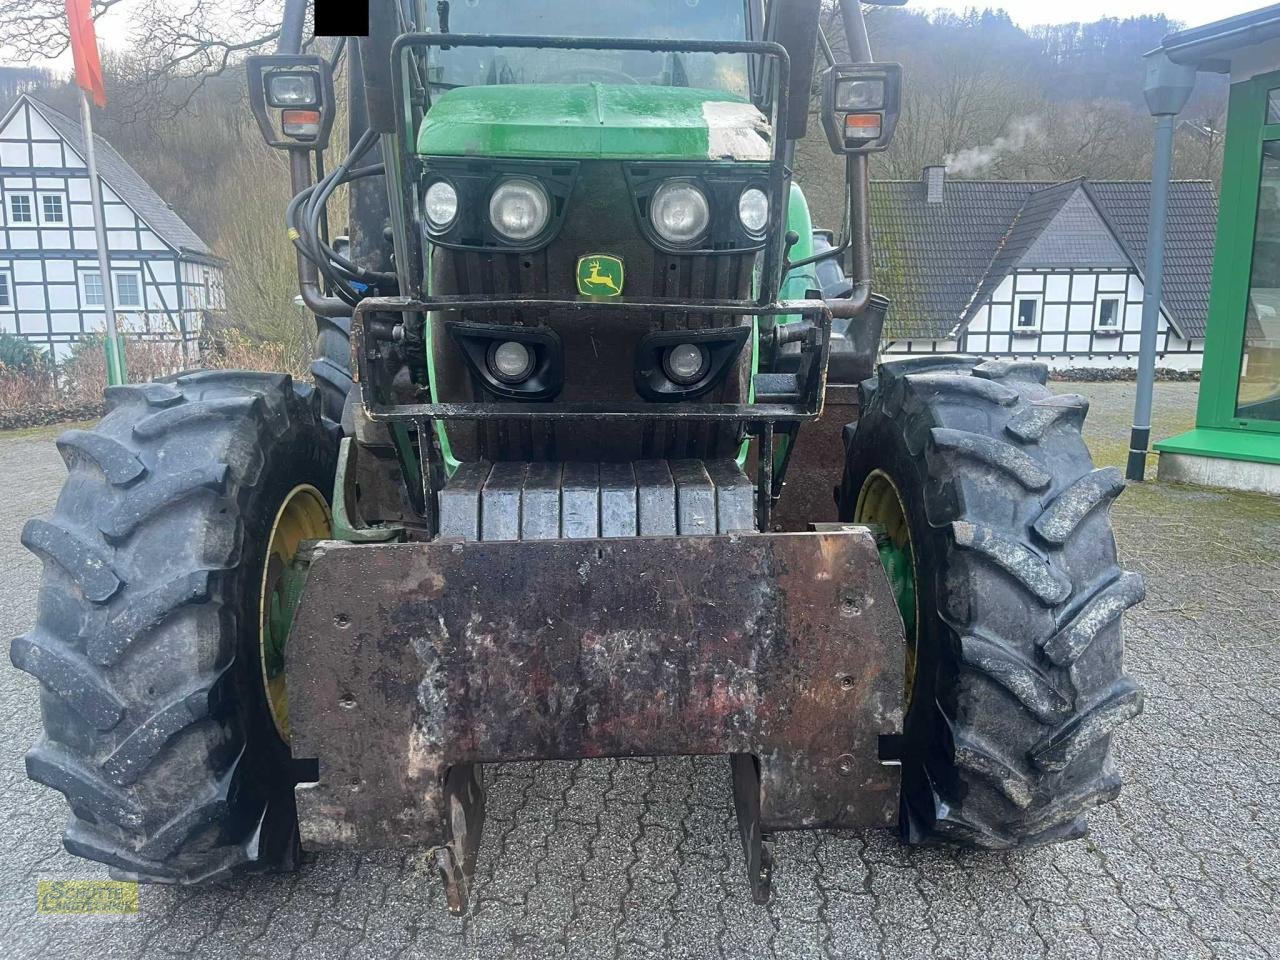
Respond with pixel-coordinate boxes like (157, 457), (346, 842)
(577, 254), (625, 297)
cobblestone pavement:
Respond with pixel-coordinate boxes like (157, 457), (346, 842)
(1, 382), (1278, 959)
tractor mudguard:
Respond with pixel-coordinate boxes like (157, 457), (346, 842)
(284, 529), (905, 913)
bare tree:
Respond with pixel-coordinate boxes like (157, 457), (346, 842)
(0, 0), (126, 63)
(0, 0), (287, 113)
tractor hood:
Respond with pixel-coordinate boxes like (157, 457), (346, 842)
(416, 84), (772, 162)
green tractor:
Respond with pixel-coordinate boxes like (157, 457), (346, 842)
(14, 0), (1144, 911)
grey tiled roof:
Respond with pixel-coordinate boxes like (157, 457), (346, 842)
(26, 96), (217, 261)
(1018, 187), (1130, 272)
(872, 175), (1218, 341)
(1084, 181), (1219, 339)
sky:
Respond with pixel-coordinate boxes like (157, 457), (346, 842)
(917, 0), (1268, 28)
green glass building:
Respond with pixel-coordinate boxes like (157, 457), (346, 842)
(1153, 6), (1280, 495)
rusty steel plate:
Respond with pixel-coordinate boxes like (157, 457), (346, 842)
(286, 530), (904, 860)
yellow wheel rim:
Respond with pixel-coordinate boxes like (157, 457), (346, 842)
(259, 485), (331, 741)
(855, 470), (920, 709)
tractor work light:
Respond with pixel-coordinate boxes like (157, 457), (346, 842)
(738, 187), (769, 237)
(424, 180), (459, 231)
(650, 180), (710, 245)
(664, 343), (710, 385)
(489, 178), (551, 242)
(281, 109), (322, 141)
(822, 63), (902, 154)
(266, 71), (320, 108)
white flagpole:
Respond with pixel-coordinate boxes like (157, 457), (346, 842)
(78, 87), (124, 384)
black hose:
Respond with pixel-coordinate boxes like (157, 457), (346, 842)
(305, 129), (378, 299)
(286, 164), (394, 287)
(284, 130), (393, 304)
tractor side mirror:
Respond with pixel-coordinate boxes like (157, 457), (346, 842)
(821, 63), (902, 154)
(247, 55), (337, 150)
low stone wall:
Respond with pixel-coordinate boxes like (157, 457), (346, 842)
(1049, 367), (1201, 383)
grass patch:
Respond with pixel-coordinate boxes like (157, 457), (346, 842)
(0, 418), (98, 441)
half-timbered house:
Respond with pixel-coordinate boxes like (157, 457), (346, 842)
(0, 94), (223, 361)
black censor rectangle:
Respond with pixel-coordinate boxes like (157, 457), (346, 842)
(315, 0), (369, 37)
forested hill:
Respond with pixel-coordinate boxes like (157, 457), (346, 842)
(858, 8), (1226, 182)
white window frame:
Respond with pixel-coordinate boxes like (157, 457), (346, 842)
(1094, 294), (1123, 334)
(81, 269), (144, 308)
(113, 270), (143, 308)
(8, 192), (34, 224)
(0, 270), (11, 308)
(81, 270), (105, 307)
(1013, 293), (1043, 334)
(38, 192), (66, 225)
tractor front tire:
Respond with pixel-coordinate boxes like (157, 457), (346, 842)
(312, 314), (354, 426)
(13, 370), (337, 881)
(841, 356), (1144, 847)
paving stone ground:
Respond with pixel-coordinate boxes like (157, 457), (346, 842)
(0, 381), (1277, 959)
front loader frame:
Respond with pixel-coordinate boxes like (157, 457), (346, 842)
(286, 528), (905, 912)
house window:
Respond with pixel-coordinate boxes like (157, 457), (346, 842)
(40, 194), (65, 224)
(82, 270), (143, 308)
(1014, 295), (1041, 333)
(1095, 296), (1122, 332)
(0, 272), (10, 307)
(82, 271), (104, 306)
(8, 194), (33, 224)
(114, 272), (142, 308)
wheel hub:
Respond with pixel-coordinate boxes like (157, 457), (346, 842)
(260, 485), (331, 741)
(855, 470), (919, 706)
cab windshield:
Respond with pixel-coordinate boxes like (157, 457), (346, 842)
(425, 0), (753, 97)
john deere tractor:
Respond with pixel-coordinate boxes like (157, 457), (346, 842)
(14, 0), (1145, 911)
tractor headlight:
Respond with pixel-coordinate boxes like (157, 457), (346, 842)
(835, 78), (885, 112)
(424, 180), (459, 231)
(650, 180), (710, 245)
(489, 178), (551, 242)
(266, 71), (320, 108)
(738, 187), (769, 237)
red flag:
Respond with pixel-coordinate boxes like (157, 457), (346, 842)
(65, 0), (106, 107)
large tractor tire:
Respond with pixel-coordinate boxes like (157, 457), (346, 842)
(840, 356), (1144, 847)
(311, 314), (353, 426)
(12, 371), (337, 881)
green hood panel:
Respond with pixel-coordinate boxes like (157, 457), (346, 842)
(417, 84), (772, 161)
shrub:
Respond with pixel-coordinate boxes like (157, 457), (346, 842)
(200, 325), (307, 379)
(0, 332), (48, 372)
(58, 334), (187, 407)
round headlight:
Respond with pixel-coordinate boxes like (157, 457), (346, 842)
(424, 180), (459, 231)
(650, 180), (710, 245)
(488, 341), (534, 383)
(664, 343), (709, 385)
(738, 187), (769, 236)
(489, 178), (551, 242)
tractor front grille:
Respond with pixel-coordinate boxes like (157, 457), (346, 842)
(428, 161), (756, 464)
